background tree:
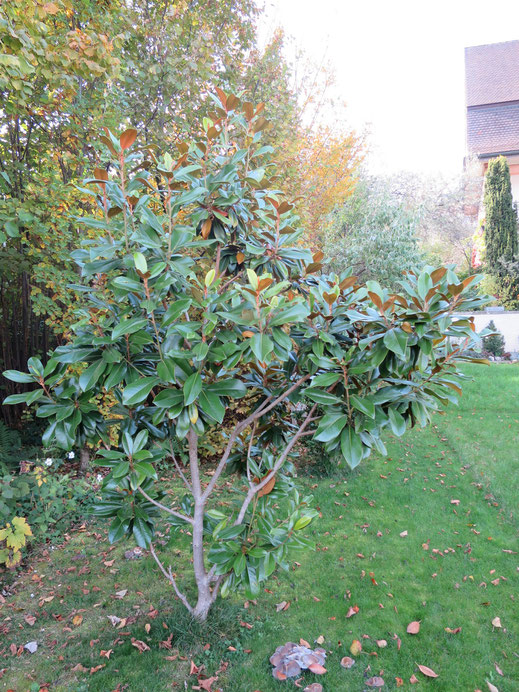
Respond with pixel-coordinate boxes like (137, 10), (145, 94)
(482, 156), (519, 308)
(482, 320), (505, 357)
(4, 93), (488, 621)
(323, 176), (424, 288)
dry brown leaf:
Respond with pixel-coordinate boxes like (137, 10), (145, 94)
(494, 662), (503, 676)
(145, 623), (151, 634)
(100, 649), (112, 659)
(114, 589), (128, 599)
(445, 627), (462, 634)
(409, 674), (418, 684)
(24, 615), (36, 626)
(275, 600), (290, 612)
(71, 663), (88, 672)
(407, 621), (420, 634)
(491, 616), (502, 628)
(90, 664), (105, 674)
(346, 605), (359, 618)
(299, 638), (311, 648)
(315, 635), (325, 645)
(366, 677), (385, 687)
(308, 662), (327, 675)
(72, 615), (83, 627)
(417, 664), (438, 678)
(486, 681), (499, 692)
(131, 638), (150, 653)
(376, 640), (387, 648)
(197, 675), (219, 691)
(395, 677), (404, 687)
(340, 656), (355, 669)
(400, 530), (408, 537)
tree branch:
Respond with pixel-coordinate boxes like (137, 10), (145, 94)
(168, 439), (192, 491)
(137, 486), (194, 524)
(235, 403), (318, 524)
(149, 543), (193, 613)
(202, 373), (311, 501)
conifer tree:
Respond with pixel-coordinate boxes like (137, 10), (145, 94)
(484, 156), (518, 273)
(482, 321), (505, 357)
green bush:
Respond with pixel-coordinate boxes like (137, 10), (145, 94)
(3, 92), (489, 620)
(0, 457), (94, 569)
(482, 320), (506, 357)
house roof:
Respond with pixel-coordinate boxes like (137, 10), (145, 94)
(465, 40), (519, 107)
(467, 101), (519, 155)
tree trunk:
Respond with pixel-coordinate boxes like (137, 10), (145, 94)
(188, 428), (213, 622)
(78, 447), (90, 475)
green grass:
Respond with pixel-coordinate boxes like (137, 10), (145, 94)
(1, 364), (518, 691)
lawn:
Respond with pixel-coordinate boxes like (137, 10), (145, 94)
(1, 364), (518, 691)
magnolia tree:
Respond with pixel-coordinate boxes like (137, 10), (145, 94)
(4, 92), (488, 621)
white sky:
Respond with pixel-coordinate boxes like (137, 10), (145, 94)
(257, 0), (519, 176)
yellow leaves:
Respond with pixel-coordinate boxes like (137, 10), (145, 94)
(72, 614), (83, 627)
(0, 517), (32, 568)
(350, 639), (362, 656)
(12, 516), (32, 538)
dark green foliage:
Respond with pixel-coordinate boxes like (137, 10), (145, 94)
(482, 320), (505, 357)
(484, 157), (518, 270)
(2, 94), (490, 615)
(483, 157), (519, 308)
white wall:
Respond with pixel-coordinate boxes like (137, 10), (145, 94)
(511, 174), (519, 206)
(454, 312), (519, 353)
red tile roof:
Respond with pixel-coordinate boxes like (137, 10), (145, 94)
(465, 40), (519, 107)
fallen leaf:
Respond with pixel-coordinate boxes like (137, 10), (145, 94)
(346, 605), (359, 618)
(409, 674), (418, 684)
(450, 499), (460, 505)
(340, 656), (355, 669)
(304, 684), (323, 692)
(299, 638), (311, 648)
(115, 589), (128, 599)
(376, 640), (387, 648)
(400, 530), (408, 537)
(24, 641), (37, 654)
(444, 627), (462, 634)
(71, 663), (88, 672)
(315, 635), (325, 645)
(308, 663), (327, 675)
(197, 675), (219, 691)
(486, 681), (499, 692)
(350, 639), (362, 656)
(131, 638), (150, 653)
(366, 677), (385, 687)
(494, 662), (503, 676)
(407, 621), (420, 634)
(275, 600), (290, 612)
(72, 615), (83, 627)
(417, 664), (438, 678)
(145, 623), (151, 634)
(90, 664), (105, 674)
(24, 615), (36, 626)
(492, 616), (502, 628)
(100, 649), (112, 659)
(395, 677), (404, 687)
